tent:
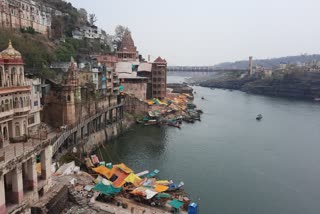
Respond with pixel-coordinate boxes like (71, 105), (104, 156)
(168, 199), (184, 209)
(93, 166), (116, 179)
(125, 173), (142, 187)
(93, 183), (121, 196)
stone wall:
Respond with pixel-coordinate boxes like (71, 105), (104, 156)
(122, 82), (147, 101)
(123, 94), (148, 116)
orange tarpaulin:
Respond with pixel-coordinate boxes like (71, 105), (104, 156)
(154, 185), (169, 193)
(113, 168), (129, 188)
(93, 166), (116, 179)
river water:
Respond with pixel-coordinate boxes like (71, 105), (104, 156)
(100, 73), (320, 214)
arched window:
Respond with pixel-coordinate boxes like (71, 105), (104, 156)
(1, 101), (4, 112)
(3, 127), (8, 141)
(5, 99), (9, 111)
(9, 99), (12, 110)
(23, 121), (27, 135)
(20, 68), (23, 85)
(0, 67), (3, 87)
(67, 95), (71, 101)
(14, 97), (18, 108)
(11, 67), (16, 86)
(20, 97), (23, 108)
(15, 122), (20, 137)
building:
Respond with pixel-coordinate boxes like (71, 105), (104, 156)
(0, 0), (53, 36)
(0, 41), (31, 148)
(72, 25), (114, 51)
(117, 30), (138, 62)
(27, 77), (42, 135)
(116, 61), (148, 100)
(151, 57), (167, 99)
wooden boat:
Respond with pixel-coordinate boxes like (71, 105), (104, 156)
(256, 114), (263, 120)
(314, 97), (320, 102)
(144, 120), (159, 126)
(167, 181), (185, 191)
(196, 109), (203, 114)
(167, 122), (181, 129)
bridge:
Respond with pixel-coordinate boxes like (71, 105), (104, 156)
(168, 66), (248, 72)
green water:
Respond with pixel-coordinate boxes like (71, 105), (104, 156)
(99, 75), (320, 214)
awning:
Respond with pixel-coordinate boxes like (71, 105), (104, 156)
(168, 199), (184, 209)
(93, 183), (121, 196)
(93, 166), (116, 179)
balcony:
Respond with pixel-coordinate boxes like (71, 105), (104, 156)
(14, 106), (31, 114)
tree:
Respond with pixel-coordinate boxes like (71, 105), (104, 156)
(113, 25), (130, 51)
(89, 14), (97, 25)
(78, 8), (88, 24)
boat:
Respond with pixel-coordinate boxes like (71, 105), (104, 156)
(136, 118), (144, 124)
(144, 120), (159, 126)
(201, 96), (205, 100)
(167, 122), (181, 129)
(196, 109), (203, 114)
(144, 169), (160, 178)
(314, 97), (320, 102)
(167, 181), (185, 191)
(256, 114), (263, 120)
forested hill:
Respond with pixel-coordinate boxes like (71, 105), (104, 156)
(213, 54), (320, 69)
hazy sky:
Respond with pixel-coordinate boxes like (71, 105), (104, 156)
(68, 0), (320, 66)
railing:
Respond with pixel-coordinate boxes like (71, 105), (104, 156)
(51, 103), (123, 156)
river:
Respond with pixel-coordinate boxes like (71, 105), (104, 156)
(99, 73), (320, 214)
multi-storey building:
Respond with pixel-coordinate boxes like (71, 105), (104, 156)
(0, 41), (31, 148)
(0, 0), (53, 36)
(27, 77), (41, 135)
(151, 57), (167, 99)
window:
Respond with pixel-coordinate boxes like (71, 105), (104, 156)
(34, 101), (38, 106)
(3, 127), (8, 141)
(15, 122), (20, 137)
(28, 114), (35, 125)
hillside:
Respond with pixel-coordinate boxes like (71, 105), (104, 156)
(213, 55), (320, 69)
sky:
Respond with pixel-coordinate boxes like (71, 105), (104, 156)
(68, 0), (320, 66)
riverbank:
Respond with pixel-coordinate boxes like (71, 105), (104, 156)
(194, 70), (320, 100)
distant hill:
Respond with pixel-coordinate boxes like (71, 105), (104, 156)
(213, 54), (320, 70)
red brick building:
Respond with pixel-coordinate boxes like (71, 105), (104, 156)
(151, 57), (167, 99)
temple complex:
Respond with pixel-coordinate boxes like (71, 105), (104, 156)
(0, 41), (31, 149)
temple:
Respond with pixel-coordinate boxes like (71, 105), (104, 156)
(117, 30), (138, 62)
(0, 41), (31, 148)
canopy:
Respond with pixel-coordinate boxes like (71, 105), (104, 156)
(93, 166), (116, 179)
(156, 193), (172, 199)
(93, 183), (121, 196)
(168, 199), (184, 209)
(113, 168), (129, 188)
(115, 163), (134, 174)
(132, 187), (158, 199)
(124, 173), (142, 187)
(154, 185), (169, 193)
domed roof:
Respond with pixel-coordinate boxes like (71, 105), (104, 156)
(0, 40), (22, 59)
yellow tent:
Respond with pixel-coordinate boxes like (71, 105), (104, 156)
(124, 173), (142, 187)
(93, 166), (116, 179)
(154, 184), (169, 193)
(114, 163), (133, 174)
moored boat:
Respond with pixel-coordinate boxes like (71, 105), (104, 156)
(256, 114), (263, 120)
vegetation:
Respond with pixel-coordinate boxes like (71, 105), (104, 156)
(0, 29), (55, 71)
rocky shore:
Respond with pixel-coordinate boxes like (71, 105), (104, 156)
(197, 70), (320, 100)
